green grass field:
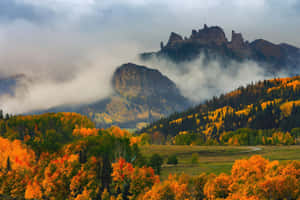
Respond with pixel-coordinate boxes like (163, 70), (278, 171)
(141, 145), (300, 180)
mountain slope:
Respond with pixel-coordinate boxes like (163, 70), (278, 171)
(81, 63), (190, 129)
(141, 76), (300, 145)
(141, 24), (300, 74)
(45, 63), (190, 129)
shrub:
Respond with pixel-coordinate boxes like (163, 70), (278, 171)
(148, 154), (164, 175)
(167, 155), (178, 165)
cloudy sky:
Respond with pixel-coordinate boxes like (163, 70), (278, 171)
(0, 0), (299, 113)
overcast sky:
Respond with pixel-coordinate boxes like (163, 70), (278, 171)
(0, 0), (299, 113)
(1, 0), (300, 47)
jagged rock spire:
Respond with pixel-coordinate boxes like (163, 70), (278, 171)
(190, 24), (227, 45)
(166, 32), (183, 47)
(231, 30), (245, 49)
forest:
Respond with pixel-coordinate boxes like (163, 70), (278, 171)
(0, 113), (299, 199)
(1, 0), (300, 199)
(140, 76), (300, 145)
(0, 76), (299, 199)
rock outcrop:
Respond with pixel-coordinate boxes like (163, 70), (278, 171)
(141, 24), (300, 73)
(166, 32), (184, 47)
(113, 63), (181, 99)
(250, 39), (285, 64)
(190, 25), (227, 45)
(230, 31), (245, 50)
(81, 63), (190, 128)
(44, 63), (190, 129)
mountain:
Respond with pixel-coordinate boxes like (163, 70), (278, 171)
(140, 76), (300, 145)
(141, 24), (300, 74)
(45, 63), (190, 129)
(112, 63), (181, 100)
(9, 25), (300, 130)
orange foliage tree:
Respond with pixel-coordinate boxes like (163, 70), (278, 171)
(73, 127), (99, 137)
(141, 174), (190, 200)
(111, 158), (159, 199)
(0, 137), (35, 171)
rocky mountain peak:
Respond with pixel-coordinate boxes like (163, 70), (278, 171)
(166, 32), (183, 47)
(250, 39), (284, 61)
(190, 25), (227, 45)
(230, 30), (245, 49)
(112, 63), (180, 98)
(141, 24), (300, 73)
(35, 62), (190, 129)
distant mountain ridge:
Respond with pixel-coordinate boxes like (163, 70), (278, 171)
(1, 25), (300, 130)
(141, 24), (300, 73)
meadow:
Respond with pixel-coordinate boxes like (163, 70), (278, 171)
(141, 145), (300, 179)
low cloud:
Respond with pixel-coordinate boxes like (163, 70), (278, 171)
(0, 42), (141, 114)
(0, 0), (298, 114)
(138, 55), (288, 103)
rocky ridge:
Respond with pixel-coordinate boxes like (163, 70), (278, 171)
(142, 24), (300, 73)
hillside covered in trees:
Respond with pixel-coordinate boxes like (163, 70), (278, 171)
(0, 113), (300, 199)
(140, 76), (300, 145)
(0, 113), (147, 199)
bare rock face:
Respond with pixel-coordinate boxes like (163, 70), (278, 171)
(166, 32), (183, 47)
(141, 24), (300, 73)
(227, 30), (252, 59)
(112, 63), (181, 99)
(85, 63), (190, 128)
(190, 25), (227, 45)
(250, 39), (285, 65)
(35, 63), (191, 129)
(230, 31), (245, 49)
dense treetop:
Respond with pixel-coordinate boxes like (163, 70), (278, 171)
(140, 76), (300, 145)
(0, 112), (299, 199)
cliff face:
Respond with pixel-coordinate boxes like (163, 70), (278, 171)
(189, 25), (227, 45)
(166, 32), (184, 47)
(78, 63), (190, 129)
(112, 63), (180, 99)
(141, 24), (300, 73)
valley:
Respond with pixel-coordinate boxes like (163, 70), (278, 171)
(141, 145), (300, 180)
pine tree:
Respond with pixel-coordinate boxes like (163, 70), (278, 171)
(6, 156), (11, 172)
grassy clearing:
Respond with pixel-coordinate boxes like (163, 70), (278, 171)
(141, 145), (300, 180)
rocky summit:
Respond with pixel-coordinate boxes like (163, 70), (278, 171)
(44, 63), (190, 129)
(141, 24), (300, 74)
(112, 63), (181, 99)
(83, 63), (190, 129)
(17, 25), (300, 129)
